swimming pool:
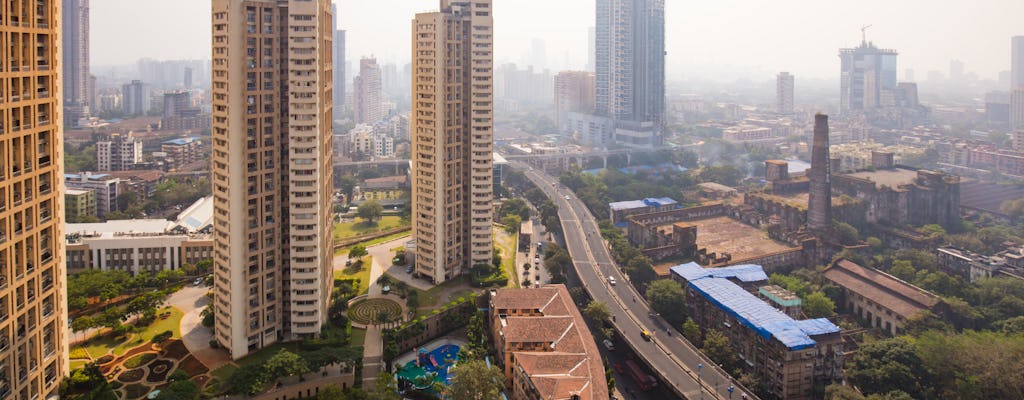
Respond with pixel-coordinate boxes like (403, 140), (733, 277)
(396, 343), (461, 388)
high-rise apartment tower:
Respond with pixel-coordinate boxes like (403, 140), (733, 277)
(62, 0), (90, 127)
(839, 40), (898, 113)
(594, 0), (665, 147)
(353, 57), (382, 124)
(0, 0), (68, 396)
(554, 71), (596, 133)
(1010, 37), (1024, 131)
(776, 72), (794, 115)
(211, 0), (335, 359)
(333, 29), (346, 119)
(411, 0), (494, 283)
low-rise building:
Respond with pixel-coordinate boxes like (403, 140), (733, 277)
(65, 189), (96, 221)
(489, 285), (608, 400)
(65, 196), (214, 274)
(65, 172), (121, 217)
(670, 262), (843, 400)
(832, 166), (961, 230)
(98, 170), (166, 199)
(161, 137), (204, 170)
(823, 259), (945, 335)
(96, 132), (144, 171)
(609, 197), (679, 227)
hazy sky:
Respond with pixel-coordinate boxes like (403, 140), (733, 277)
(92, 0), (1024, 81)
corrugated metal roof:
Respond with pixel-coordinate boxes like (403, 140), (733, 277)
(670, 262), (768, 283)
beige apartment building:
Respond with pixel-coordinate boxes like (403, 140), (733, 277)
(554, 71), (595, 132)
(411, 0), (494, 283)
(0, 0), (68, 397)
(211, 0), (334, 359)
(353, 57), (382, 124)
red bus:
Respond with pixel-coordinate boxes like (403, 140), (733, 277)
(622, 360), (658, 391)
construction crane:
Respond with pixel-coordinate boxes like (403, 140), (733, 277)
(861, 24), (873, 44)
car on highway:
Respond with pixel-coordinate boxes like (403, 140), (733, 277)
(640, 330), (652, 341)
(607, 276), (616, 285)
(603, 339), (615, 351)
(564, 195), (571, 200)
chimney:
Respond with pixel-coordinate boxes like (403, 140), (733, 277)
(807, 114), (832, 231)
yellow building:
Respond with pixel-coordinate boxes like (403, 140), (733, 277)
(211, 0), (335, 359)
(411, 0), (494, 283)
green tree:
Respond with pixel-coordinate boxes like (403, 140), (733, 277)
(315, 385), (348, 400)
(264, 349), (310, 380)
(646, 279), (687, 325)
(228, 364), (266, 395)
(500, 214), (521, 234)
(348, 245), (368, 260)
(406, 290), (420, 311)
(154, 379), (199, 400)
(71, 316), (95, 332)
(846, 337), (931, 398)
(447, 359), (504, 400)
(681, 318), (700, 345)
(337, 175), (359, 204)
(889, 260), (916, 281)
(701, 329), (738, 371)
(358, 200), (384, 223)
(583, 301), (612, 324)
(802, 291), (836, 318)
(498, 198), (531, 220)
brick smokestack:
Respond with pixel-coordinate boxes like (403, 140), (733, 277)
(808, 113), (832, 231)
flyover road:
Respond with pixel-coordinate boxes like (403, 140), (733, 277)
(516, 162), (754, 400)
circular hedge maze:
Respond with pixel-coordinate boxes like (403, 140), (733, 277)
(348, 298), (403, 325)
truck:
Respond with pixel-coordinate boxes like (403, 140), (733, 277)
(620, 360), (658, 391)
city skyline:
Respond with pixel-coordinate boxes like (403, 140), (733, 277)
(90, 0), (1024, 81)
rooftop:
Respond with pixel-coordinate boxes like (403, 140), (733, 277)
(670, 262), (768, 283)
(759, 285), (802, 307)
(65, 189), (92, 196)
(609, 197), (678, 211)
(174, 196), (213, 232)
(67, 219), (175, 237)
(491, 285), (608, 400)
(162, 137), (201, 146)
(841, 167), (918, 189)
(679, 216), (796, 261)
(687, 271), (840, 350)
(823, 259), (941, 319)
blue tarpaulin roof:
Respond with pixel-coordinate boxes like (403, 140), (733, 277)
(609, 197), (678, 211)
(670, 262), (768, 283)
(687, 275), (840, 350)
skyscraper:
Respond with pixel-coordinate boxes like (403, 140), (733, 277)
(332, 3), (346, 121)
(1010, 37), (1024, 131)
(211, 0), (334, 359)
(776, 72), (794, 115)
(586, 26), (595, 72)
(412, 0), (494, 284)
(808, 114), (832, 231)
(121, 80), (150, 115)
(1, 0), (67, 396)
(333, 29), (346, 119)
(554, 71), (596, 132)
(839, 40), (898, 113)
(63, 0), (91, 127)
(594, 0), (665, 147)
(353, 57), (382, 124)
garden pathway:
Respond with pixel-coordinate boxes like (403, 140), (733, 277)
(170, 284), (231, 370)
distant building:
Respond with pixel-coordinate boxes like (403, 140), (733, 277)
(97, 170), (166, 199)
(122, 79), (151, 115)
(595, 0), (665, 147)
(566, 112), (613, 146)
(63, 0), (91, 127)
(554, 71), (595, 133)
(96, 132), (144, 171)
(333, 29), (346, 119)
(495, 63), (553, 106)
(161, 137), (203, 170)
(823, 259), (945, 335)
(489, 285), (609, 400)
(832, 167), (961, 229)
(839, 40), (898, 113)
(776, 72), (794, 115)
(65, 172), (121, 217)
(671, 263), (843, 400)
(161, 91), (209, 131)
(1012, 36), (1024, 89)
(65, 189), (97, 221)
(609, 197), (678, 226)
(353, 57), (382, 124)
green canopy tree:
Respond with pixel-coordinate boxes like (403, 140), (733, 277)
(645, 279), (687, 325)
(583, 301), (611, 324)
(446, 359), (504, 400)
(358, 200), (384, 223)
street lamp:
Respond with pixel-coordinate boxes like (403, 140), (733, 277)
(697, 363), (703, 400)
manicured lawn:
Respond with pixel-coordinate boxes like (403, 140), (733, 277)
(445, 289), (476, 303)
(333, 216), (409, 241)
(69, 359), (87, 371)
(208, 364), (236, 385)
(349, 327), (367, 347)
(334, 231), (411, 256)
(493, 226), (519, 288)
(234, 342), (302, 369)
(75, 306), (185, 359)
(402, 276), (473, 308)
(334, 256), (372, 295)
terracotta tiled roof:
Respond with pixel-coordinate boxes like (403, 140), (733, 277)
(492, 285), (607, 400)
(823, 259), (940, 318)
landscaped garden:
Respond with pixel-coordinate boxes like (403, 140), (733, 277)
(348, 298), (404, 325)
(333, 215), (409, 241)
(65, 337), (208, 400)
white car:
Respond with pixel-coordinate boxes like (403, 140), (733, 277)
(564, 195), (571, 200)
(607, 276), (616, 286)
(603, 339), (615, 351)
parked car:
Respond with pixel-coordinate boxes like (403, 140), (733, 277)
(603, 339), (615, 351)
(406, 265), (414, 274)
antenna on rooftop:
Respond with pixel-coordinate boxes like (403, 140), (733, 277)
(860, 24), (873, 45)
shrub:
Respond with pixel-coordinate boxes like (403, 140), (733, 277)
(151, 330), (173, 344)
